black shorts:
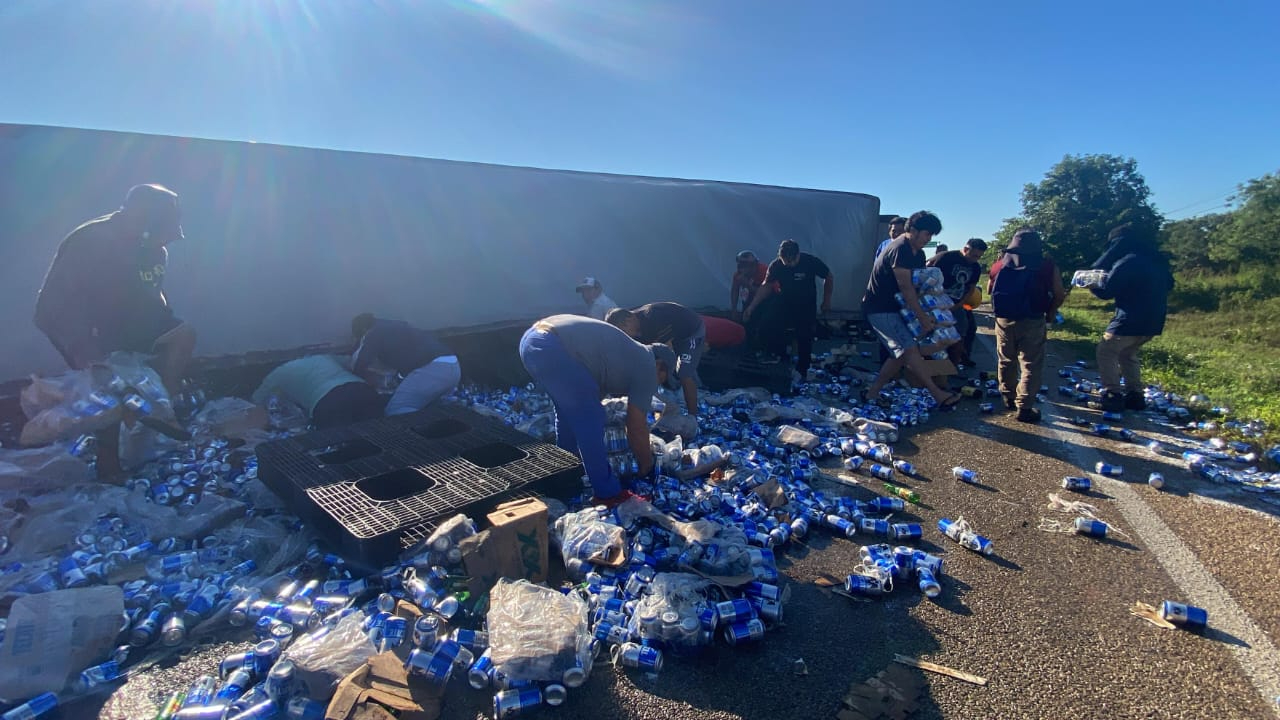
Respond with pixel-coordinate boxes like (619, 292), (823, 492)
(312, 382), (385, 429)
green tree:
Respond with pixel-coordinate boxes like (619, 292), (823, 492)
(1004, 154), (1163, 273)
(1161, 213), (1230, 273)
(1212, 172), (1280, 270)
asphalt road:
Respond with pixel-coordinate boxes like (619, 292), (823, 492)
(75, 317), (1280, 720)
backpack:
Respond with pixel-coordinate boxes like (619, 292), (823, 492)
(991, 260), (1050, 320)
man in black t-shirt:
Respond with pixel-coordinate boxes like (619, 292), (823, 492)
(351, 314), (461, 415)
(860, 211), (961, 409)
(34, 184), (198, 482)
(607, 302), (706, 417)
(927, 237), (987, 366)
(743, 239), (832, 379)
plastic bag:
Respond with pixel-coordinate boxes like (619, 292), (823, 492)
(776, 425), (819, 450)
(656, 435), (684, 473)
(403, 513), (477, 567)
(653, 412), (697, 442)
(19, 354), (175, 447)
(0, 446), (93, 492)
(629, 572), (716, 650)
(20, 373), (84, 420)
(281, 612), (377, 701)
(553, 508), (627, 566)
(487, 579), (591, 683)
(191, 398), (268, 440)
(853, 418), (899, 444)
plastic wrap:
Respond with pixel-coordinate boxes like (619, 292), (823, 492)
(629, 572), (716, 651)
(554, 508), (627, 567)
(1071, 269), (1107, 289)
(775, 425), (819, 450)
(911, 268), (945, 293)
(487, 579), (591, 682)
(19, 354), (175, 447)
(928, 309), (956, 327)
(281, 612), (377, 701)
(656, 435), (684, 473)
(404, 513), (477, 567)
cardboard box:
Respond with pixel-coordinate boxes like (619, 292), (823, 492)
(485, 497), (549, 584)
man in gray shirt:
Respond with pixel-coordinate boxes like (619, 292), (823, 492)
(519, 314), (678, 507)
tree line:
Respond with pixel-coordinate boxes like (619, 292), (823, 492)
(990, 153), (1280, 305)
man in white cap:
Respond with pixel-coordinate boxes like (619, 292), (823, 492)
(576, 277), (618, 321)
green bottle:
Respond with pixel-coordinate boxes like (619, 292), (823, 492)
(884, 483), (920, 505)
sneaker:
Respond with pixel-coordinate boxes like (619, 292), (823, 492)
(1016, 407), (1042, 424)
(760, 354), (781, 365)
(1123, 391), (1146, 411)
(1100, 392), (1125, 413)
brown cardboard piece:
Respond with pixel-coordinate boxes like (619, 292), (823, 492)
(325, 601), (440, 720)
(751, 478), (789, 510)
(325, 653), (442, 720)
(459, 530), (506, 596)
(485, 497), (549, 584)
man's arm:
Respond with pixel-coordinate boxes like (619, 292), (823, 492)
(821, 275), (833, 314)
(351, 329), (378, 377)
(625, 403), (654, 476)
(743, 282), (774, 320)
(894, 268), (936, 333)
(681, 377), (698, 418)
(1089, 258), (1126, 300)
(1048, 264), (1068, 315)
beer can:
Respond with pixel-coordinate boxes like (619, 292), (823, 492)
(493, 688), (543, 719)
(722, 617), (766, 645)
(1073, 518), (1109, 537)
(1159, 601), (1208, 629)
(1062, 477), (1091, 493)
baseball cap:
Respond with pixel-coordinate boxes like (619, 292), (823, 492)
(575, 276), (601, 291)
(649, 344), (681, 390)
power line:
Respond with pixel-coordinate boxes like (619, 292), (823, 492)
(1163, 187), (1239, 217)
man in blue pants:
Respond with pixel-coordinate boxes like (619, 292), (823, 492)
(519, 315), (678, 507)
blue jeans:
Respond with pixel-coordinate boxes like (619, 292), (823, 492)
(519, 328), (619, 498)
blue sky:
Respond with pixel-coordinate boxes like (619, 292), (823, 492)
(2, 0), (1277, 243)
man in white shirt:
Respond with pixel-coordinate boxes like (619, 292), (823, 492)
(576, 276), (619, 321)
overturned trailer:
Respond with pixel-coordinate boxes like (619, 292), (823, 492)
(0, 123), (880, 387)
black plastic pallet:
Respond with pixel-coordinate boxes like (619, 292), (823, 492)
(255, 405), (581, 569)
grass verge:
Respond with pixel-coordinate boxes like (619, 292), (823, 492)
(1049, 291), (1280, 448)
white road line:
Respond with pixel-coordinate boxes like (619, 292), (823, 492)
(975, 331), (1280, 716)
